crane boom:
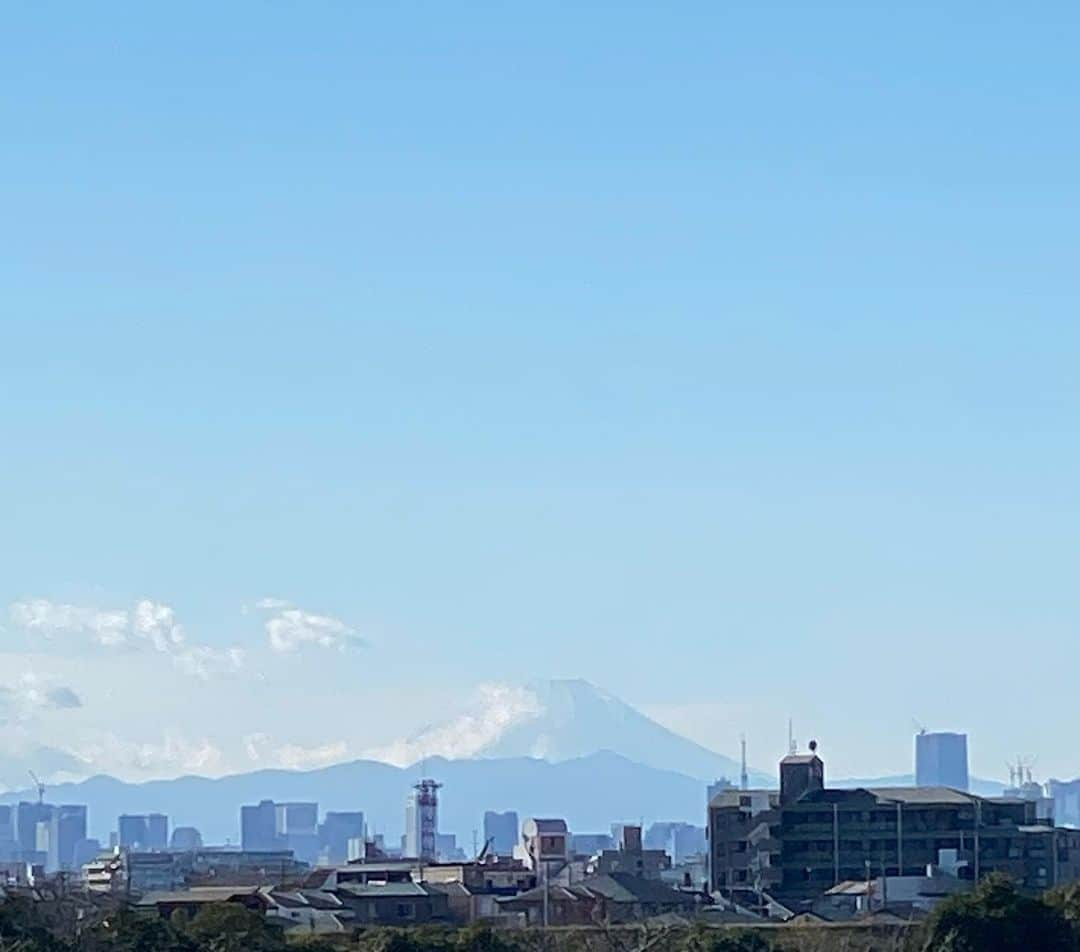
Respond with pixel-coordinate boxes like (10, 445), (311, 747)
(27, 770), (44, 805)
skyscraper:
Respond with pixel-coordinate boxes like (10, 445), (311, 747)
(319, 811), (365, 864)
(0, 806), (14, 858)
(240, 800), (279, 851)
(915, 730), (969, 791)
(274, 802), (319, 864)
(54, 805), (88, 871)
(239, 799), (319, 859)
(483, 810), (519, 856)
(146, 814), (169, 850)
(117, 813), (168, 850)
(14, 801), (52, 856)
(23, 804), (87, 872)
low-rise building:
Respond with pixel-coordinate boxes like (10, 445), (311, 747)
(518, 818), (569, 871)
(497, 873), (709, 926)
(586, 825), (671, 880)
(334, 881), (451, 924)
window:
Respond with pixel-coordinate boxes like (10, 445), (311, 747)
(396, 903), (415, 919)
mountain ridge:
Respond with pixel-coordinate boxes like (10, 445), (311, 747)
(0, 750), (713, 846)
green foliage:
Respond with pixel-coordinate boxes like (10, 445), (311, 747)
(1047, 880), (1080, 930)
(682, 923), (773, 952)
(0, 897), (72, 952)
(86, 909), (195, 952)
(184, 902), (287, 952)
(359, 926), (456, 952)
(919, 874), (1071, 952)
(454, 923), (521, 952)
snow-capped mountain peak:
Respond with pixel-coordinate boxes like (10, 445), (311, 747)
(365, 678), (755, 782)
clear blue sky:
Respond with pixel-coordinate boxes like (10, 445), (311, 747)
(2, 2), (1079, 783)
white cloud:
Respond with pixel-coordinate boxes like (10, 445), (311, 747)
(263, 608), (360, 653)
(255, 597), (292, 610)
(243, 732), (350, 770)
(74, 731), (226, 777)
(8, 598), (244, 680)
(9, 599), (129, 646)
(363, 683), (541, 767)
(132, 600), (186, 652)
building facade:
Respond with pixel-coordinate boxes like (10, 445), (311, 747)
(241, 800), (281, 851)
(319, 811), (365, 865)
(916, 731), (970, 791)
(483, 810), (519, 856)
(709, 749), (1080, 907)
(119, 813), (169, 851)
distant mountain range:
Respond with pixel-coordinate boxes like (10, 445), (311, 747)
(0, 751), (714, 846)
(0, 679), (1008, 846)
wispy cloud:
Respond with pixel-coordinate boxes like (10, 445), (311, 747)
(260, 605), (361, 653)
(10, 600), (128, 646)
(363, 683), (542, 766)
(243, 732), (350, 770)
(8, 598), (244, 679)
(74, 731), (226, 776)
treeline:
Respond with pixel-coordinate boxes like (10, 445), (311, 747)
(6, 876), (1080, 952)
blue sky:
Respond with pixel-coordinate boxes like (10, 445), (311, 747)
(2, 2), (1079, 785)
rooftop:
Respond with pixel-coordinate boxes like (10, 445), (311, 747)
(336, 881), (435, 898)
(136, 886), (260, 906)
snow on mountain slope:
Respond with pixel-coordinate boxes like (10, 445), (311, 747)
(366, 678), (769, 784)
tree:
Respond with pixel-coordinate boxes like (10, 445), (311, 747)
(0, 897), (72, 952)
(82, 909), (194, 952)
(183, 903), (286, 952)
(920, 874), (1071, 952)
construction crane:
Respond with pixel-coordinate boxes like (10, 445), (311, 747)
(28, 770), (45, 805)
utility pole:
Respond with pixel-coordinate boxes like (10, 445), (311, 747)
(542, 858), (549, 928)
(896, 802), (903, 875)
(832, 803), (840, 886)
(974, 799), (981, 882)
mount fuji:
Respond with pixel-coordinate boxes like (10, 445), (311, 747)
(366, 679), (772, 785)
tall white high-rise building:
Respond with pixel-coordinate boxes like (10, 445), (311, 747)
(915, 730), (969, 791)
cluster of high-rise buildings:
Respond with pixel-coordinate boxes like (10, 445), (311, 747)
(0, 800), (89, 874)
(240, 799), (365, 864)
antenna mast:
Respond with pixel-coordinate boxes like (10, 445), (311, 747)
(740, 734), (748, 790)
